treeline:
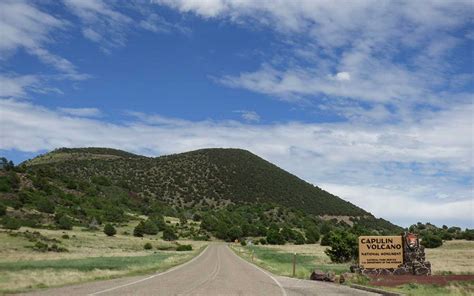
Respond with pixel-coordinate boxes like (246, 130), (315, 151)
(409, 222), (474, 248)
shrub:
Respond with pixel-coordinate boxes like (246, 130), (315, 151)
(0, 203), (6, 216)
(421, 234), (443, 248)
(33, 241), (48, 252)
(36, 198), (55, 214)
(144, 242), (153, 250)
(176, 244), (192, 251)
(320, 234), (331, 246)
(305, 227), (320, 244)
(57, 216), (73, 230)
(104, 223), (117, 237)
(240, 240), (247, 246)
(266, 229), (285, 245)
(133, 221), (145, 237)
(143, 219), (159, 235)
(259, 238), (267, 245)
(61, 234), (70, 239)
(3, 217), (21, 230)
(324, 230), (358, 263)
(162, 227), (177, 241)
(227, 226), (243, 242)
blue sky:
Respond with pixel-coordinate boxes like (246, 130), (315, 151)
(0, 0), (473, 228)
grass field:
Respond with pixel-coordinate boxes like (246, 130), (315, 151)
(231, 243), (349, 279)
(0, 224), (207, 294)
(233, 240), (474, 295)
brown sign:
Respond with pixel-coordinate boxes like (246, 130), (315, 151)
(359, 236), (403, 269)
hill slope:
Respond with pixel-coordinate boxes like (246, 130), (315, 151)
(23, 147), (367, 217)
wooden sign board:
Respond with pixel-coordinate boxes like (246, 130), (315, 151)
(359, 236), (403, 269)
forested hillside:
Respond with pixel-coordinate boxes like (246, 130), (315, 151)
(0, 148), (402, 242)
(22, 148), (368, 216)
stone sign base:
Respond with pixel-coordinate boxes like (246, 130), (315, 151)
(353, 233), (431, 276)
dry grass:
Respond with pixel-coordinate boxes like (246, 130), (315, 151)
(0, 225), (207, 294)
(243, 240), (474, 275)
(426, 240), (474, 274)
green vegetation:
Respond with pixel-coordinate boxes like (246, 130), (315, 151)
(324, 229), (358, 263)
(233, 245), (348, 278)
(20, 147), (381, 217)
(384, 281), (474, 296)
(103, 223), (116, 236)
(176, 244), (192, 251)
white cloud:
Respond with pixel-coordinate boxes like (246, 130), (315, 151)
(57, 107), (102, 117)
(159, 0), (473, 115)
(0, 75), (38, 98)
(1, 98), (472, 227)
(64, 0), (132, 51)
(334, 72), (350, 81)
(234, 110), (260, 122)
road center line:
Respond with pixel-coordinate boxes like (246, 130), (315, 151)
(87, 245), (210, 296)
(227, 245), (288, 296)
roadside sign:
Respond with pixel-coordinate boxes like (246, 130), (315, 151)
(358, 236), (403, 269)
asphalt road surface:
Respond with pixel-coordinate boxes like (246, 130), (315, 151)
(20, 244), (377, 296)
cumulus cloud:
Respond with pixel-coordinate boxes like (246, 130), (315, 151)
(1, 98), (472, 227)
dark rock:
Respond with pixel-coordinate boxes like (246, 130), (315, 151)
(325, 271), (336, 282)
(310, 270), (327, 281)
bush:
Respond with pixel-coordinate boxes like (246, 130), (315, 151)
(305, 227), (320, 244)
(133, 221), (145, 237)
(36, 198), (55, 214)
(61, 234), (70, 239)
(144, 242), (153, 250)
(33, 241), (49, 252)
(266, 229), (285, 245)
(104, 223), (117, 237)
(143, 219), (159, 235)
(57, 216), (73, 230)
(0, 203), (6, 216)
(176, 244), (192, 251)
(240, 240), (247, 246)
(324, 230), (358, 263)
(259, 238), (267, 245)
(320, 234), (331, 246)
(162, 227), (178, 241)
(421, 234), (443, 248)
(3, 217), (21, 230)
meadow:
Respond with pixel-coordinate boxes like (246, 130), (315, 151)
(233, 240), (474, 295)
(0, 220), (207, 294)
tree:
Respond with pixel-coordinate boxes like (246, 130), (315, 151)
(266, 228), (285, 245)
(143, 219), (158, 235)
(227, 226), (243, 242)
(162, 227), (178, 241)
(36, 198), (55, 214)
(57, 216), (73, 230)
(133, 221), (145, 237)
(305, 227), (320, 244)
(104, 223), (117, 236)
(144, 242), (152, 250)
(0, 204), (6, 216)
(324, 230), (358, 263)
(3, 217), (21, 230)
(320, 233), (331, 246)
(420, 233), (442, 248)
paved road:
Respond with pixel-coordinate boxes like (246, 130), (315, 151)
(20, 245), (377, 296)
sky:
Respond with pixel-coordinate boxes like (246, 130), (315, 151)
(0, 0), (473, 228)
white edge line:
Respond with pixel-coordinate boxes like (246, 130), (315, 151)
(227, 245), (288, 296)
(88, 245), (210, 295)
